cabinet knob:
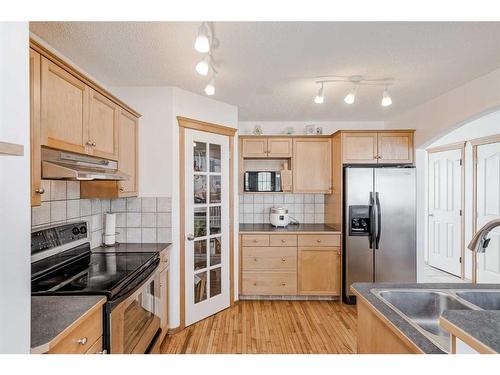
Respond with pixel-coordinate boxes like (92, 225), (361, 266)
(77, 337), (88, 345)
(97, 350), (107, 354)
(35, 187), (45, 194)
(86, 140), (93, 146)
(317, 239), (321, 243)
(280, 282), (286, 286)
(253, 282), (257, 286)
(253, 239), (258, 243)
(281, 257), (286, 262)
(92, 141), (97, 147)
(254, 258), (258, 262)
(119, 187), (124, 192)
(281, 239), (286, 243)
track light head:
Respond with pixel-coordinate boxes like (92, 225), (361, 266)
(344, 88), (356, 104)
(196, 55), (210, 76)
(194, 22), (210, 53)
(204, 76), (215, 96)
(381, 89), (392, 107)
(314, 83), (324, 104)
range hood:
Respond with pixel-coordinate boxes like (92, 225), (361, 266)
(42, 148), (129, 181)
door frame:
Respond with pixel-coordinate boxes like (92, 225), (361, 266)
(470, 134), (500, 283)
(178, 116), (236, 329)
(426, 142), (466, 279)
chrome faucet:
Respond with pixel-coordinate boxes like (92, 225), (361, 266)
(468, 218), (500, 253)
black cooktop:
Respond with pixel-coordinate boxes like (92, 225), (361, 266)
(31, 247), (158, 298)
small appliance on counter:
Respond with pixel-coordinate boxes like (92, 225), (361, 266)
(270, 207), (290, 227)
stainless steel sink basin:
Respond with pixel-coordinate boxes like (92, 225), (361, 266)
(455, 290), (500, 310)
(372, 289), (477, 352)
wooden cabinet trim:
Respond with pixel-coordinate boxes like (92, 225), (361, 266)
(30, 49), (42, 206)
(30, 39), (140, 118)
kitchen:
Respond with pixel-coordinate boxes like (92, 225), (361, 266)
(1, 3), (500, 372)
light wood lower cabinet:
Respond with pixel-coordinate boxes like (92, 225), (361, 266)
(48, 308), (103, 354)
(240, 233), (341, 297)
(298, 247), (341, 295)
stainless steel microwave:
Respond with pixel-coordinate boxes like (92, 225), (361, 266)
(244, 171), (282, 192)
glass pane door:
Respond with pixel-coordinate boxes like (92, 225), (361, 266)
(185, 129), (230, 326)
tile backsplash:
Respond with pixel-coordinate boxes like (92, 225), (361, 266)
(239, 193), (325, 224)
(32, 180), (172, 248)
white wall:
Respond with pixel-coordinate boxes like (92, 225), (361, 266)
(239, 120), (384, 135)
(0, 22), (31, 353)
(109, 87), (174, 197)
(425, 110), (500, 280)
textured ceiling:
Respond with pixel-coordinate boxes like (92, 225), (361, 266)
(30, 21), (500, 121)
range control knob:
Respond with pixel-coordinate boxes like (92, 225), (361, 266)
(80, 226), (87, 234)
(72, 227), (80, 235)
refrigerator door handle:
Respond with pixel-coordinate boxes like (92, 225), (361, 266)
(369, 192), (375, 249)
(375, 192), (381, 249)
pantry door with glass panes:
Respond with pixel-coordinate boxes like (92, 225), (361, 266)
(185, 129), (230, 326)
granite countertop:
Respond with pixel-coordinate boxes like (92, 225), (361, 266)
(92, 242), (172, 253)
(239, 223), (341, 233)
(31, 295), (106, 354)
(440, 310), (500, 353)
(351, 282), (500, 354)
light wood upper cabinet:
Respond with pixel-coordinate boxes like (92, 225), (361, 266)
(298, 247), (341, 295)
(88, 89), (119, 160)
(292, 138), (332, 193)
(377, 131), (414, 164)
(267, 138), (292, 158)
(241, 138), (268, 158)
(30, 49), (42, 206)
(40, 56), (89, 154)
(342, 132), (378, 164)
(118, 110), (138, 196)
(341, 131), (414, 164)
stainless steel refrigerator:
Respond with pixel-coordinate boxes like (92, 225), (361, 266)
(343, 166), (416, 304)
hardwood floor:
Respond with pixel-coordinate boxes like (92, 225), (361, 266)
(160, 300), (357, 354)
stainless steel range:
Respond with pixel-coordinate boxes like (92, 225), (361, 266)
(31, 222), (161, 354)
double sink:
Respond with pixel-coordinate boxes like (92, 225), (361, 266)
(371, 288), (500, 352)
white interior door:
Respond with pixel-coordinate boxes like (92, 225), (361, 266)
(428, 149), (462, 276)
(476, 141), (500, 283)
(185, 129), (230, 326)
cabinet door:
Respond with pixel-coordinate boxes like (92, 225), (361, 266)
(30, 49), (42, 206)
(377, 132), (414, 164)
(159, 268), (168, 332)
(298, 247), (341, 295)
(88, 89), (119, 160)
(118, 110), (138, 196)
(242, 138), (268, 158)
(292, 138), (332, 193)
(267, 138), (292, 158)
(342, 132), (378, 164)
(40, 57), (89, 154)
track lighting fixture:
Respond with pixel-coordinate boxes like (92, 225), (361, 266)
(344, 87), (356, 104)
(381, 89), (392, 107)
(195, 55), (210, 76)
(314, 83), (324, 104)
(312, 76), (394, 108)
(194, 22), (210, 53)
(204, 75), (215, 96)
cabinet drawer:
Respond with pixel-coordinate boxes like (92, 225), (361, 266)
(241, 235), (270, 247)
(85, 336), (104, 354)
(242, 247), (297, 271)
(298, 234), (340, 247)
(242, 272), (297, 295)
(269, 234), (297, 247)
(49, 308), (103, 354)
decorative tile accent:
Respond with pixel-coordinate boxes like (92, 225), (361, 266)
(31, 181), (172, 248)
(239, 193), (326, 224)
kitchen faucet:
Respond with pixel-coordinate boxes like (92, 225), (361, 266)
(468, 218), (500, 253)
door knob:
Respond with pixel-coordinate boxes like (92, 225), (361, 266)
(77, 337), (88, 345)
(35, 187), (45, 194)
(187, 233), (195, 241)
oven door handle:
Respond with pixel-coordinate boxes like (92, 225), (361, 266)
(109, 258), (160, 310)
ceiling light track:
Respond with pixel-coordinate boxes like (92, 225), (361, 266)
(194, 22), (220, 97)
(313, 75), (394, 107)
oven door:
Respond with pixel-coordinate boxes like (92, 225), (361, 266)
(108, 260), (161, 354)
